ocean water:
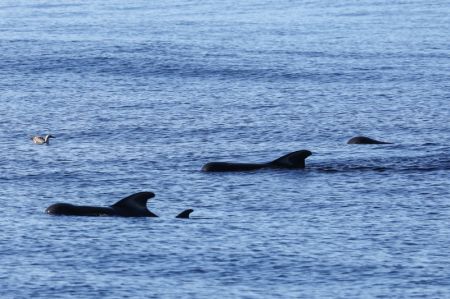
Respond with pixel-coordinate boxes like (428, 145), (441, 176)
(1, 0), (449, 298)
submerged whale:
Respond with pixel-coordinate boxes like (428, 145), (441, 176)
(347, 136), (392, 144)
(202, 150), (312, 172)
(45, 191), (193, 218)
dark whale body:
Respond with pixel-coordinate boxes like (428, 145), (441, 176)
(202, 150), (312, 172)
(347, 136), (392, 144)
(45, 192), (193, 218)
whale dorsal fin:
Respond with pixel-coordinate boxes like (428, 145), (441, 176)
(176, 209), (194, 219)
(111, 192), (156, 216)
(269, 150), (312, 169)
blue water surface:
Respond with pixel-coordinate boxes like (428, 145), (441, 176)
(1, 0), (449, 298)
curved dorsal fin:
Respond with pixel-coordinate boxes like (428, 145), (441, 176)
(111, 192), (156, 216)
(176, 209), (194, 219)
(269, 150), (312, 169)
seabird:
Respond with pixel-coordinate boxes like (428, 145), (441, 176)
(32, 134), (55, 145)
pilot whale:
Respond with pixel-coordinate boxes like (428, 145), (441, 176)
(202, 150), (312, 172)
(347, 136), (392, 144)
(45, 191), (193, 218)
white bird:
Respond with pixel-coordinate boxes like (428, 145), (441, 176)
(32, 134), (55, 145)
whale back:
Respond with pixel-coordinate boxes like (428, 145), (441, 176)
(202, 162), (264, 172)
(45, 203), (115, 216)
(268, 150), (312, 169)
(347, 136), (392, 144)
(202, 150), (312, 171)
(111, 191), (158, 217)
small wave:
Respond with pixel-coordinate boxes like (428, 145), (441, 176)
(309, 154), (450, 173)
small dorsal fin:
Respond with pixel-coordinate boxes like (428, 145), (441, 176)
(176, 209), (194, 219)
(269, 150), (312, 168)
(111, 192), (155, 211)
